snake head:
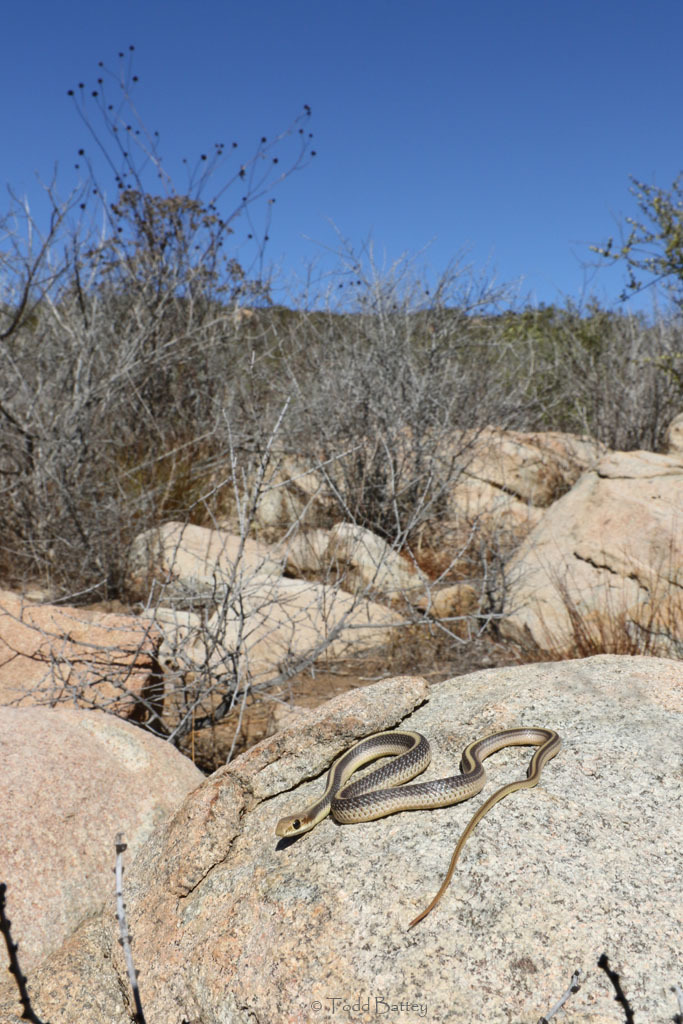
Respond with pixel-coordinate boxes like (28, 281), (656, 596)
(275, 813), (314, 838)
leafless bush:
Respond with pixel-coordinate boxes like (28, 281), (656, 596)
(241, 246), (531, 546)
(3, 52), (681, 755)
(0, 403), (513, 768)
(555, 311), (682, 451)
(123, 414), (514, 764)
(0, 51), (315, 599)
(497, 302), (683, 450)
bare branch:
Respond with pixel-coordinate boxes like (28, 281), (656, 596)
(537, 969), (581, 1024)
(115, 835), (146, 1024)
(0, 882), (48, 1024)
(597, 953), (635, 1024)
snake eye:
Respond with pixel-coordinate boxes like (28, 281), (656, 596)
(292, 819), (301, 831)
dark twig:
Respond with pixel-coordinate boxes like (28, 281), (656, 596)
(537, 968), (581, 1023)
(0, 883), (48, 1023)
(115, 835), (146, 1024)
(598, 954), (635, 1023)
(672, 982), (683, 1024)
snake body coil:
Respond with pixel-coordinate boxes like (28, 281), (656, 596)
(275, 727), (561, 928)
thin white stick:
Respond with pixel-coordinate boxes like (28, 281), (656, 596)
(115, 834), (146, 1024)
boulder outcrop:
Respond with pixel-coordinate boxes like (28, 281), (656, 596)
(0, 590), (160, 714)
(127, 521), (283, 606)
(664, 410), (683, 453)
(459, 426), (606, 507)
(0, 706), (202, 972)
(501, 449), (683, 655)
(4, 657), (681, 1023)
(181, 573), (403, 687)
(326, 522), (429, 604)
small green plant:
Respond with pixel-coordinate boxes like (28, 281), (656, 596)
(592, 171), (683, 308)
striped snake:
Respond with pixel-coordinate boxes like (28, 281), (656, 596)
(275, 727), (561, 928)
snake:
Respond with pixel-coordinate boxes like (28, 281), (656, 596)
(275, 726), (561, 928)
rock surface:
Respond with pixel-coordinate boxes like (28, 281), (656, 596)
(462, 427), (606, 507)
(447, 474), (544, 535)
(176, 573), (403, 688)
(326, 522), (429, 604)
(664, 409), (683, 453)
(127, 521), (283, 604)
(278, 528), (331, 576)
(0, 589), (160, 713)
(440, 429), (606, 566)
(129, 522), (403, 689)
(502, 449), (683, 655)
(0, 706), (203, 972)
(3, 657), (681, 1024)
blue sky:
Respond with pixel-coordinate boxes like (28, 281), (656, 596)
(2, 0), (682, 311)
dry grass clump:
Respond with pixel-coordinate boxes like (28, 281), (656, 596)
(515, 564), (683, 664)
